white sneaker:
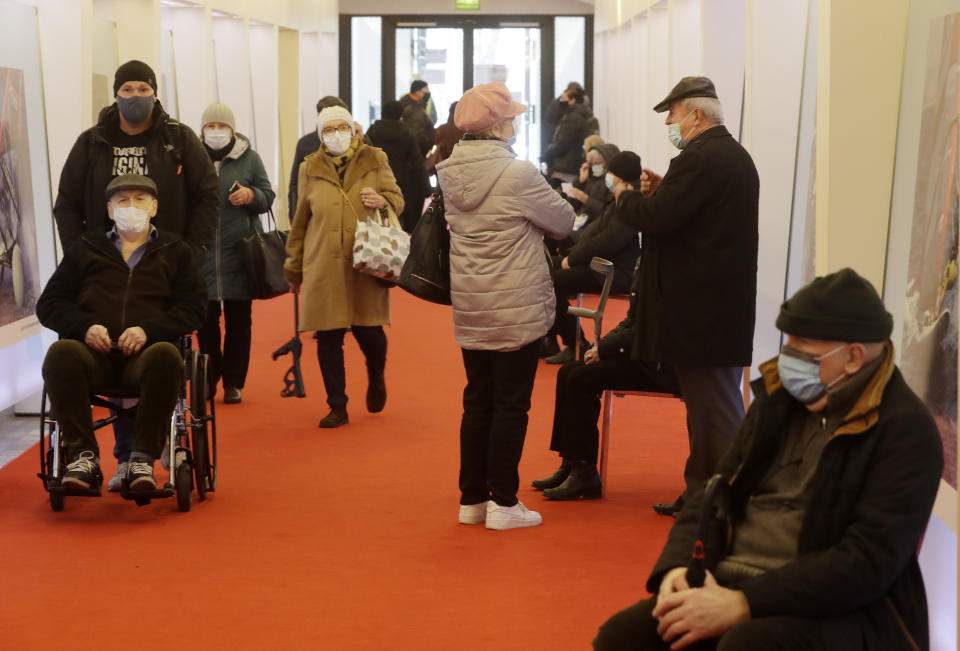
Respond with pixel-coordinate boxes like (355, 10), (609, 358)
(458, 501), (489, 525)
(107, 462), (129, 492)
(485, 501), (543, 530)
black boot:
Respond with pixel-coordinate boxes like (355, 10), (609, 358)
(318, 406), (349, 428)
(543, 461), (602, 500)
(366, 374), (386, 413)
(539, 335), (561, 358)
(531, 459), (572, 490)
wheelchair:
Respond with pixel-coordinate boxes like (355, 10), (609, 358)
(37, 335), (217, 512)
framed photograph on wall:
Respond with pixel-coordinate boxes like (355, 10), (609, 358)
(0, 0), (55, 350)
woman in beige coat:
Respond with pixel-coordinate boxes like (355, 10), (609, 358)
(436, 83), (575, 530)
(284, 106), (404, 428)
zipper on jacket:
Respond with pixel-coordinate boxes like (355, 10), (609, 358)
(120, 270), (133, 331)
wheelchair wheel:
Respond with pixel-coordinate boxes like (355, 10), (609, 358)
(189, 353), (212, 500)
(175, 462), (192, 512)
(49, 491), (64, 512)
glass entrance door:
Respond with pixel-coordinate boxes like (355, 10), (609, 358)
(395, 28), (464, 129)
(473, 28), (542, 162)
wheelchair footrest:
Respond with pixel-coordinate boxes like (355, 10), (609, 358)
(119, 482), (174, 505)
(47, 483), (102, 498)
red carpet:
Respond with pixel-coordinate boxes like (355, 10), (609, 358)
(0, 291), (687, 650)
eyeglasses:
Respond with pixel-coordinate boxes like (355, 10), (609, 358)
(321, 125), (353, 137)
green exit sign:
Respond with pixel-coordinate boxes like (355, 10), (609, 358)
(455, 0), (480, 9)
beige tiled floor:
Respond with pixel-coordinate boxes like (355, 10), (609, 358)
(0, 407), (41, 469)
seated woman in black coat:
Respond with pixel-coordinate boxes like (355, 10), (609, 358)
(544, 151), (644, 364)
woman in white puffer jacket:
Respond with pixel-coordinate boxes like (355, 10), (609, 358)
(436, 82), (575, 531)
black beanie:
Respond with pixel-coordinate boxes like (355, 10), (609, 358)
(608, 151), (644, 184)
(383, 100), (404, 120)
(114, 60), (157, 96)
(776, 268), (893, 342)
(410, 80), (428, 94)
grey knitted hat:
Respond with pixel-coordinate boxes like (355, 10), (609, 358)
(201, 102), (236, 131)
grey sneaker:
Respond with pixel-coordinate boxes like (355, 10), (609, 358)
(127, 458), (157, 491)
(107, 462), (129, 492)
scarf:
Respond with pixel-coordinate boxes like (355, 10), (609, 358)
(323, 135), (360, 184)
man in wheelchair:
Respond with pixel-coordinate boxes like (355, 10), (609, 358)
(36, 174), (207, 493)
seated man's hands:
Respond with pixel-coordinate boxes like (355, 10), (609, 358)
(85, 324), (112, 354)
(560, 257), (571, 270)
(117, 326), (147, 356)
(583, 345), (599, 365)
(653, 571), (750, 650)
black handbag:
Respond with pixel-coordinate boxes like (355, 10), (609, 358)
(398, 187), (451, 305)
(237, 209), (289, 300)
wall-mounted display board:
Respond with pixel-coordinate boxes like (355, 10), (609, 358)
(0, 0), (56, 350)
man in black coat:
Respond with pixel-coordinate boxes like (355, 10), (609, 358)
(532, 259), (680, 500)
(398, 80), (436, 157)
(616, 77), (759, 514)
(594, 268), (943, 651)
(38, 175), (207, 494)
(54, 60), (219, 260)
(545, 151), (643, 365)
(366, 101), (431, 232)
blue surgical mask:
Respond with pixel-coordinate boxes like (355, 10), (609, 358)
(605, 173), (617, 192)
(117, 95), (155, 125)
(591, 165), (605, 177)
(666, 110), (696, 150)
(777, 344), (848, 404)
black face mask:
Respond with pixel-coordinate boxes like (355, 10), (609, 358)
(422, 92), (431, 101)
(117, 95), (154, 124)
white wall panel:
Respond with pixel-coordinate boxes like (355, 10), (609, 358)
(212, 16), (253, 140)
(701, 0), (745, 141)
(746, 0), (808, 371)
(647, 5), (672, 173)
(629, 14), (650, 157)
(165, 7), (211, 135)
(669, 0), (700, 81)
(299, 31), (320, 135)
(250, 23), (279, 203)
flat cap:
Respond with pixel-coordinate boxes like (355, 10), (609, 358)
(105, 174), (157, 200)
(653, 76), (718, 113)
(776, 268), (893, 343)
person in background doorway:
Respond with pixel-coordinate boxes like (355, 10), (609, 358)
(288, 96), (363, 221)
(284, 106), (404, 428)
(437, 81), (575, 531)
(542, 81), (591, 158)
(399, 80), (436, 157)
(366, 100), (431, 232)
(195, 102), (275, 404)
(542, 85), (596, 187)
(53, 59), (218, 492)
(433, 100), (466, 166)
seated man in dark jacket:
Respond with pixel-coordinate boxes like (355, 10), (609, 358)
(594, 268), (943, 651)
(545, 151), (643, 364)
(37, 174), (207, 493)
(532, 259), (680, 499)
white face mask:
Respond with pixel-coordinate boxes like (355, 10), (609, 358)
(667, 110), (697, 150)
(322, 131), (353, 155)
(112, 205), (151, 237)
(605, 173), (617, 192)
(591, 165), (605, 177)
(204, 128), (232, 151)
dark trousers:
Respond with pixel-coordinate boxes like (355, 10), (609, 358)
(197, 299), (253, 391)
(593, 596), (826, 650)
(550, 265), (602, 345)
(315, 326), (387, 408)
(550, 358), (680, 465)
(42, 340), (183, 460)
(459, 339), (540, 507)
(675, 365), (744, 499)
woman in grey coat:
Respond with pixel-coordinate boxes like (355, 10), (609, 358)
(196, 102), (276, 404)
(436, 82), (575, 530)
